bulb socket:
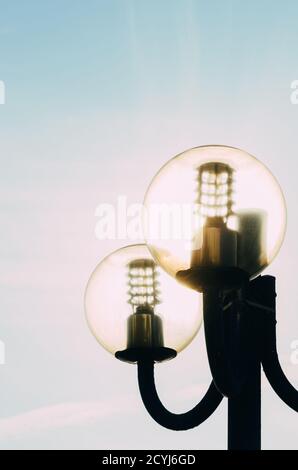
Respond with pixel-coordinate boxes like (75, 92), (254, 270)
(126, 310), (164, 349)
(191, 225), (238, 268)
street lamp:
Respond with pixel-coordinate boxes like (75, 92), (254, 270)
(85, 244), (202, 362)
(85, 145), (298, 450)
(143, 145), (286, 279)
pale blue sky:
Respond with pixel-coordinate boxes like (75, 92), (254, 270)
(0, 0), (298, 449)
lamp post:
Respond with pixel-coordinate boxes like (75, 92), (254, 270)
(85, 146), (297, 450)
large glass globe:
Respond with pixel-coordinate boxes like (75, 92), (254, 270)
(143, 146), (286, 283)
(85, 244), (202, 362)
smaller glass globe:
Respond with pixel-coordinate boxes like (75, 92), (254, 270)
(84, 244), (202, 361)
(143, 145), (287, 281)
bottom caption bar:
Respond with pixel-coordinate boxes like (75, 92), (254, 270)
(1, 450), (293, 463)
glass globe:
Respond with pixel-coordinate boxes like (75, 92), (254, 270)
(143, 146), (286, 283)
(84, 244), (202, 362)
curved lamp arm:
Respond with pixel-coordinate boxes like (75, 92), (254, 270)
(137, 360), (223, 431)
(262, 314), (298, 413)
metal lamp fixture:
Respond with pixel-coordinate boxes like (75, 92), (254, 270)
(85, 145), (298, 450)
(85, 244), (202, 362)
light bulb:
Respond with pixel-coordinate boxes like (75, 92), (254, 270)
(143, 146), (286, 283)
(127, 258), (160, 311)
(84, 244), (203, 362)
(191, 161), (237, 269)
(126, 258), (164, 352)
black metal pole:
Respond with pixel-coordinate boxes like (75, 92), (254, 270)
(135, 274), (298, 446)
(228, 353), (261, 450)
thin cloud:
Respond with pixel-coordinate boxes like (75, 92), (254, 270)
(0, 397), (136, 440)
